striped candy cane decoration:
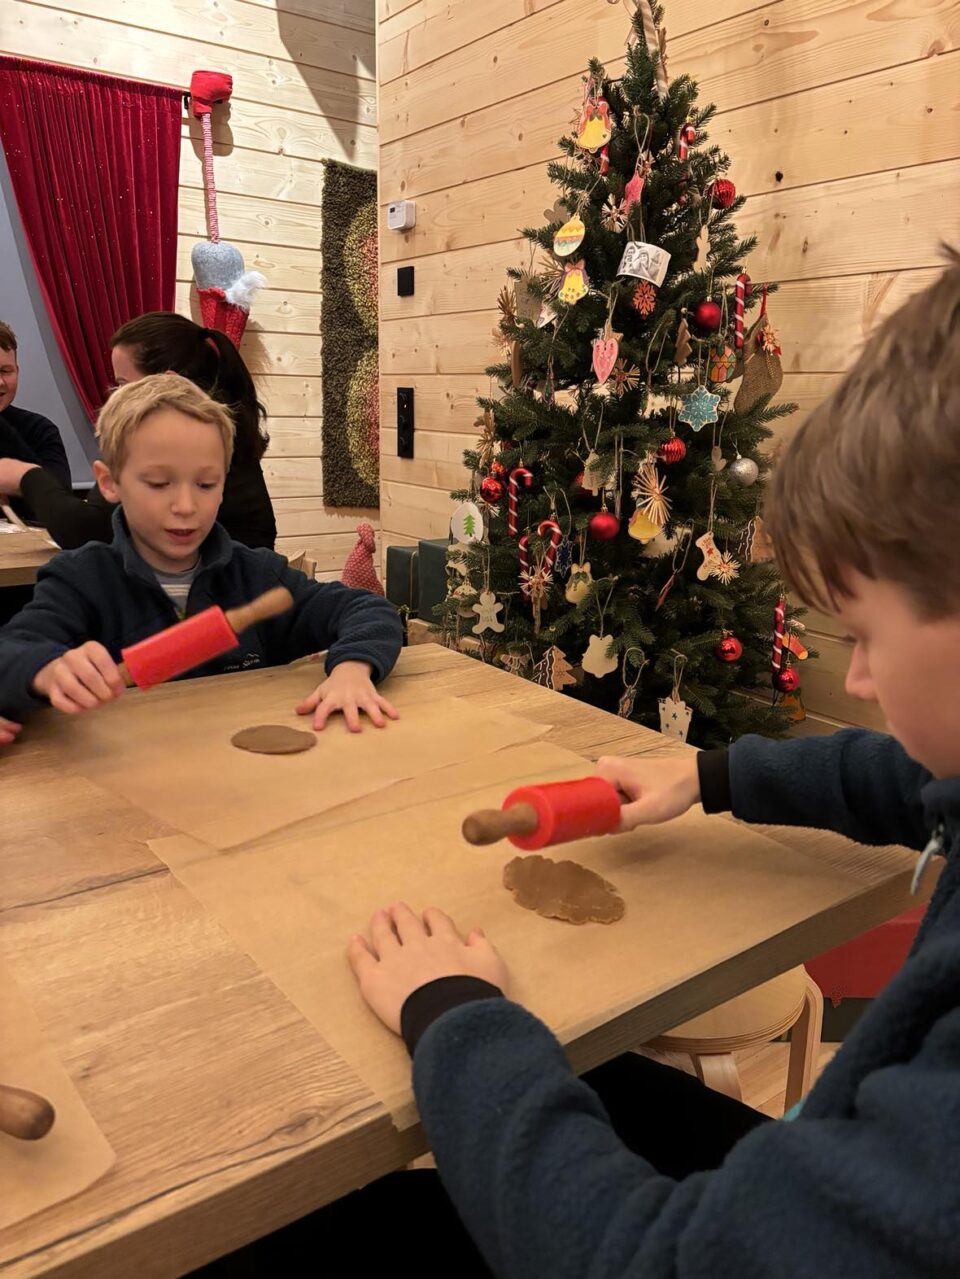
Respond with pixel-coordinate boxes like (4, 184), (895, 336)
(508, 466), (533, 537)
(537, 519), (563, 574)
(771, 595), (786, 687)
(518, 534), (531, 598)
(677, 122), (697, 162)
(734, 273), (750, 350)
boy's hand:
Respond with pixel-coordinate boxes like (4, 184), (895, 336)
(32, 642), (125, 715)
(296, 660), (399, 732)
(347, 903), (508, 1036)
(595, 754), (701, 830)
(0, 716), (22, 745)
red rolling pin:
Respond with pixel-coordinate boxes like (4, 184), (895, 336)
(462, 777), (622, 850)
(119, 586), (294, 689)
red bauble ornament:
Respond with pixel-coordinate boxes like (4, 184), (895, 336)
(589, 511), (620, 541)
(711, 178), (737, 209)
(774, 667), (801, 694)
(715, 635), (743, 663)
(479, 476), (504, 503)
(657, 437), (687, 465)
(490, 460), (507, 478)
(692, 299), (722, 334)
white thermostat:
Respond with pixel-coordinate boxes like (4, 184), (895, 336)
(387, 199), (417, 231)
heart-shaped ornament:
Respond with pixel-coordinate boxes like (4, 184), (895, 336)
(592, 335), (619, 385)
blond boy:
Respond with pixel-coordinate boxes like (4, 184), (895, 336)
(0, 375), (402, 729)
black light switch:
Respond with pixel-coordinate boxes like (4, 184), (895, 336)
(397, 387), (415, 458)
(397, 265), (415, 297)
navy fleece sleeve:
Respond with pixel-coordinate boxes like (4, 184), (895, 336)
(0, 558), (94, 717)
(725, 729), (930, 851)
(413, 994), (960, 1278)
(260, 560), (403, 682)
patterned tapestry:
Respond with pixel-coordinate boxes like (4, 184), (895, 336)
(320, 160), (379, 508)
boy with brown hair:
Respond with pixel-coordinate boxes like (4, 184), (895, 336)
(0, 374), (402, 730)
(0, 320), (71, 491)
(327, 255), (960, 1277)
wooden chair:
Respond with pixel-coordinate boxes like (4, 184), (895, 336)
(285, 549), (318, 581)
(647, 967), (823, 1108)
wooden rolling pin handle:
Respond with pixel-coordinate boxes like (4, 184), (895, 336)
(224, 586), (295, 634)
(0, 1084), (56, 1141)
(118, 661), (134, 688)
(461, 803), (539, 846)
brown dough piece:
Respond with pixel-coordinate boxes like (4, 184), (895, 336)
(503, 854), (625, 925)
(231, 725), (316, 755)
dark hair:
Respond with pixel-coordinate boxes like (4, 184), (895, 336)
(0, 321), (17, 353)
(110, 312), (269, 464)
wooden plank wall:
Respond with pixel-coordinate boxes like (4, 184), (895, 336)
(3, 0), (378, 581)
(377, 0), (960, 732)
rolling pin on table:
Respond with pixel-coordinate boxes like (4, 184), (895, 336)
(0, 1083), (56, 1141)
(462, 777), (623, 849)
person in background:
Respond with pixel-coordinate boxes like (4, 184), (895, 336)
(0, 313), (277, 550)
(0, 321), (72, 497)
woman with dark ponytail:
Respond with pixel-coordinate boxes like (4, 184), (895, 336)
(2, 312), (277, 549)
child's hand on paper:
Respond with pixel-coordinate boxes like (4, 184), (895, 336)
(595, 754), (701, 830)
(0, 716), (22, 744)
(348, 904), (508, 1036)
(296, 660), (399, 732)
(32, 642), (125, 715)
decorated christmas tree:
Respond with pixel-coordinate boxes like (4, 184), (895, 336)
(438, 1), (808, 748)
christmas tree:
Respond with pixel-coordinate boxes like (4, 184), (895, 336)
(438, 1), (807, 749)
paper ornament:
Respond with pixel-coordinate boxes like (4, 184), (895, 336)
(514, 276), (541, 323)
(450, 501), (484, 543)
(659, 695), (693, 742)
(553, 215), (585, 256)
(708, 345), (738, 384)
(582, 634), (618, 678)
(576, 96), (612, 150)
(592, 334), (620, 385)
(695, 531), (722, 581)
(582, 450), (616, 494)
(559, 260), (589, 304)
(674, 317), (693, 366)
(564, 561), (593, 603)
(627, 507), (662, 543)
(641, 524), (689, 559)
(694, 224), (710, 272)
(623, 170), (645, 212)
(532, 645), (577, 692)
(678, 387), (720, 432)
(617, 241), (671, 287)
(471, 590), (504, 635)
(536, 303), (558, 330)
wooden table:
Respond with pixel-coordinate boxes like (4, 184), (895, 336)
(0, 526), (57, 587)
(0, 645), (918, 1278)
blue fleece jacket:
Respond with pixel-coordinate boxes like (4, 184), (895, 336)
(409, 730), (960, 1278)
(0, 510), (402, 719)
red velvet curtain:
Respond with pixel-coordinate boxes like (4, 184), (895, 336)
(0, 58), (181, 421)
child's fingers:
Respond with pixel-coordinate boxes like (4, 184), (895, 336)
(56, 667), (102, 710)
(594, 756), (643, 799)
(361, 697), (386, 729)
(295, 688), (322, 716)
(422, 907), (460, 942)
(49, 685), (87, 715)
(312, 696), (339, 731)
(390, 902), (424, 944)
(341, 701), (363, 733)
(0, 720), (21, 744)
(377, 695), (401, 721)
(68, 657), (115, 704)
(465, 926), (486, 944)
(86, 643), (125, 696)
(370, 908), (400, 956)
(346, 934), (377, 979)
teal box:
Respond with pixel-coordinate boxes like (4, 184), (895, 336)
(417, 537), (452, 620)
(385, 544), (419, 614)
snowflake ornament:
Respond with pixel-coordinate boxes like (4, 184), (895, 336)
(715, 551), (741, 584)
(677, 386), (720, 432)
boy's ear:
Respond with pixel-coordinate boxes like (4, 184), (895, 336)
(94, 459), (120, 503)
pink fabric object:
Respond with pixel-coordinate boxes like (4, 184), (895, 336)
(341, 523), (384, 595)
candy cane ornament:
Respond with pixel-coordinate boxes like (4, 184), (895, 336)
(677, 122), (697, 163)
(771, 595), (786, 686)
(537, 519), (563, 574)
(518, 535), (531, 598)
(508, 467), (534, 538)
(734, 273), (750, 350)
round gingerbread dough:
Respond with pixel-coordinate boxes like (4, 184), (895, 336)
(231, 725), (317, 755)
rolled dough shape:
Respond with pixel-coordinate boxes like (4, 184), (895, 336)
(231, 725), (317, 754)
(504, 853), (625, 925)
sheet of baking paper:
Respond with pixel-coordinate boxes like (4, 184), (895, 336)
(0, 958), (115, 1230)
(54, 672), (548, 846)
(149, 741), (863, 1129)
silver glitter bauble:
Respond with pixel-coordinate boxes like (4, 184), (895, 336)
(728, 456), (759, 487)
